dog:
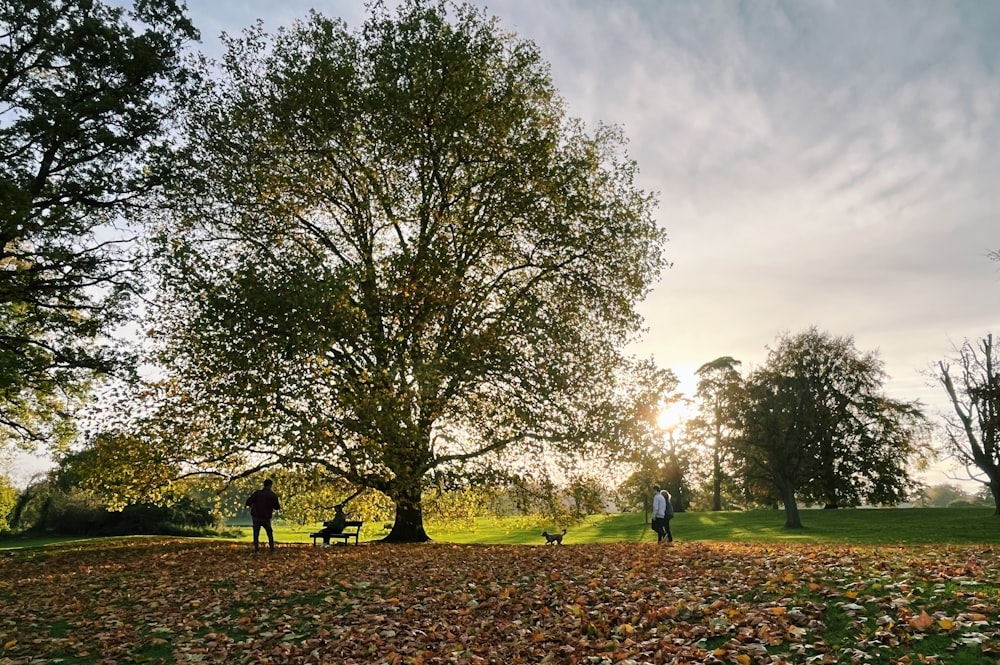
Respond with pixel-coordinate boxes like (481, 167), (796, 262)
(541, 528), (567, 545)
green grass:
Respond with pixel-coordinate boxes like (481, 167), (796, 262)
(4, 507), (999, 550)
(424, 507), (1000, 546)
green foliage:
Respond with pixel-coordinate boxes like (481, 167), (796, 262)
(135, 0), (666, 541)
(0, 474), (16, 531)
(0, 0), (197, 450)
(10, 476), (220, 536)
(733, 328), (929, 528)
(691, 356), (743, 511)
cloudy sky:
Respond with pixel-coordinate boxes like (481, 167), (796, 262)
(16, 1), (991, 487)
(182, 0), (1000, 482)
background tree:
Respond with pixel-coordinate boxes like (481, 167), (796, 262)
(141, 1), (666, 542)
(0, 0), (197, 451)
(937, 334), (1000, 514)
(0, 473), (17, 531)
(918, 483), (979, 508)
(565, 472), (609, 517)
(691, 356), (742, 511)
(735, 328), (928, 528)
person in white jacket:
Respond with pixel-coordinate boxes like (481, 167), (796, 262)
(651, 485), (667, 542)
(660, 489), (674, 543)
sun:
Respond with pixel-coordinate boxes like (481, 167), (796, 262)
(656, 399), (696, 431)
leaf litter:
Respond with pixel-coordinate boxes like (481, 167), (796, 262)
(1, 540), (998, 664)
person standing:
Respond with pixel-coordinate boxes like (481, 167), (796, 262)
(661, 489), (674, 543)
(651, 484), (667, 542)
(246, 478), (282, 553)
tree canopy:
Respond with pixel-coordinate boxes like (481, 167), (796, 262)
(132, 0), (666, 541)
(734, 328), (928, 528)
(0, 0), (197, 449)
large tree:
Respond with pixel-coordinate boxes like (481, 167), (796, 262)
(691, 356), (742, 511)
(142, 1), (666, 541)
(735, 328), (927, 528)
(0, 0), (197, 449)
(937, 334), (1000, 514)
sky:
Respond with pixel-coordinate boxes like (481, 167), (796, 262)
(12, 0), (1000, 488)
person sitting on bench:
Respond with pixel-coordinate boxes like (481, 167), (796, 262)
(317, 503), (347, 547)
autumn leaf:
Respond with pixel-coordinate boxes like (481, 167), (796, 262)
(0, 540), (998, 664)
(909, 610), (934, 631)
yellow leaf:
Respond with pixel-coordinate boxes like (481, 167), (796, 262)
(736, 655), (752, 665)
(845, 591), (858, 599)
(3, 639), (16, 650)
(937, 618), (954, 630)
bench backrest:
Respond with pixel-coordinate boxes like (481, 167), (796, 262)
(343, 520), (363, 530)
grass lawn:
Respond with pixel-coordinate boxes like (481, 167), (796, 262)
(204, 507), (1000, 549)
(9, 507), (994, 551)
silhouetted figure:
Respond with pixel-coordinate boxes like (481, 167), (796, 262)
(317, 503), (347, 547)
(246, 478), (281, 553)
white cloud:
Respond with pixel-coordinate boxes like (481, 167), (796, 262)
(87, 0), (1000, 491)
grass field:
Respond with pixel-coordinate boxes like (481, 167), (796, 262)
(2, 509), (999, 664)
(4, 507), (998, 551)
(213, 507), (1000, 549)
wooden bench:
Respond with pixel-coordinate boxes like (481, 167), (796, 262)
(310, 520), (363, 546)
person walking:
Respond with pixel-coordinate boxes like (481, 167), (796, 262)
(246, 478), (282, 553)
(651, 484), (667, 543)
(660, 489), (674, 543)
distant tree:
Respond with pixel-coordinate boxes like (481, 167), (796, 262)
(566, 473), (608, 517)
(0, 0), (197, 451)
(921, 483), (975, 508)
(937, 334), (1000, 514)
(735, 328), (928, 528)
(660, 415), (696, 513)
(615, 364), (681, 518)
(0, 474), (17, 531)
(691, 356), (742, 510)
(139, 1), (666, 542)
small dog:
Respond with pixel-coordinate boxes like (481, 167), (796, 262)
(541, 528), (567, 545)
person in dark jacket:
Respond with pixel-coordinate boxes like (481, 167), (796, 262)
(246, 478), (282, 553)
(317, 503), (347, 547)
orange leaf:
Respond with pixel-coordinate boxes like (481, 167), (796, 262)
(909, 610), (934, 631)
(3, 639), (16, 650)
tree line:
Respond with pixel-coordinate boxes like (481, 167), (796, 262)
(2, 0), (999, 542)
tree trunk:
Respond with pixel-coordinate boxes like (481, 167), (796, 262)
(990, 477), (1000, 517)
(712, 440), (722, 511)
(779, 480), (803, 529)
(383, 483), (431, 543)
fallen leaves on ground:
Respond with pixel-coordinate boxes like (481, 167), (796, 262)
(1, 540), (999, 664)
